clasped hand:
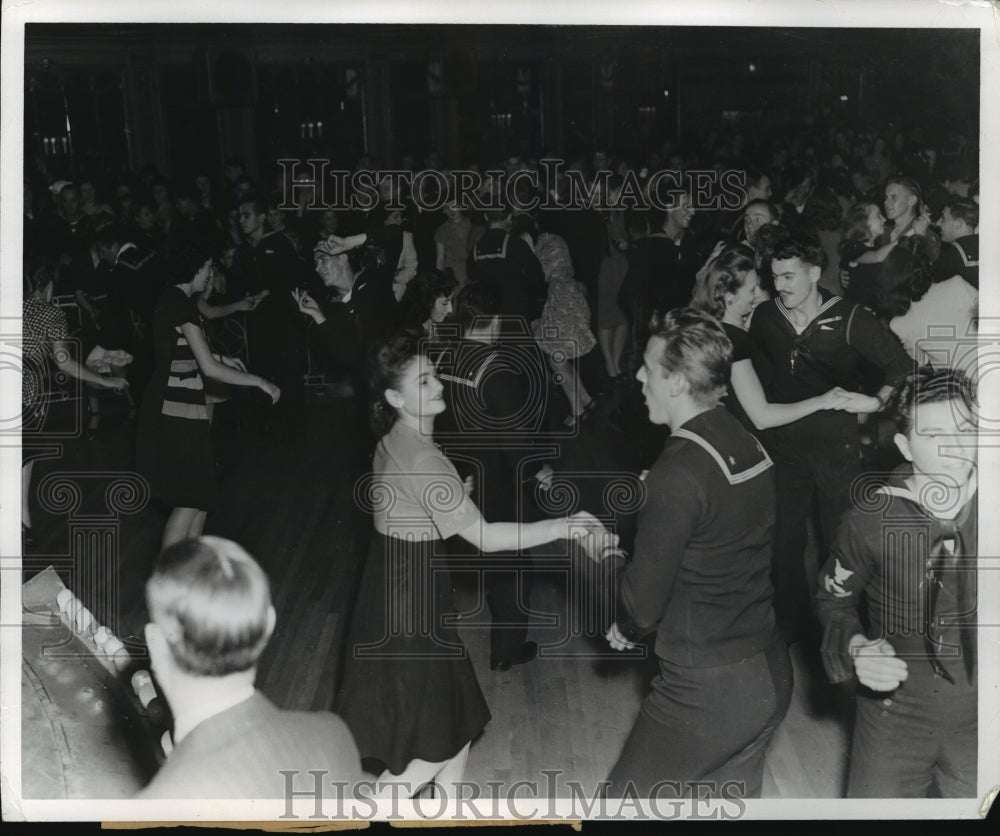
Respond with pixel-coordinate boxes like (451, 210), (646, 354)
(565, 511), (623, 563)
(605, 622), (636, 652)
(819, 387), (881, 415)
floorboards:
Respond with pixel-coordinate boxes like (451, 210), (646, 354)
(21, 394), (851, 799)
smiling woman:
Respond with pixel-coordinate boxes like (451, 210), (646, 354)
(690, 244), (850, 434)
(336, 331), (615, 799)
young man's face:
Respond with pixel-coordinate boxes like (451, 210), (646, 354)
(667, 194), (695, 229)
(743, 205), (773, 242)
(771, 256), (820, 311)
(238, 203), (264, 237)
(136, 205), (157, 231)
(884, 184), (917, 222)
(896, 399), (977, 486)
(937, 208), (965, 244)
(60, 187), (81, 220)
(314, 252), (353, 294)
(636, 336), (676, 426)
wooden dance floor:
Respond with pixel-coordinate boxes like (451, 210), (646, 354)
(22, 392), (852, 799)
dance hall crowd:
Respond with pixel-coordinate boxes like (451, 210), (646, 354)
(21, 115), (981, 803)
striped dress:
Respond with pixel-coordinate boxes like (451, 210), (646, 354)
(136, 286), (217, 510)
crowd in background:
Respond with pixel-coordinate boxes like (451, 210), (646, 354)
(21, 107), (982, 800)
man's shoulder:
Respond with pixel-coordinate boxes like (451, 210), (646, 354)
(747, 298), (781, 328)
(271, 706), (357, 740)
(258, 231), (295, 257)
(838, 482), (928, 536)
(671, 409), (774, 487)
(952, 234), (979, 261)
(117, 245), (158, 271)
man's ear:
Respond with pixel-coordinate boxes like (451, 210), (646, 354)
(264, 606), (277, 643)
(894, 432), (913, 462)
(667, 372), (688, 398)
(145, 621), (171, 672)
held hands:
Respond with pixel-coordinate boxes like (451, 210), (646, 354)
(606, 622), (636, 652)
(835, 392), (882, 414)
(850, 635), (909, 692)
(534, 463), (554, 492)
(564, 511), (623, 563)
(463, 474), (475, 497)
(242, 291), (269, 311)
(816, 387), (853, 411)
(101, 376), (129, 392)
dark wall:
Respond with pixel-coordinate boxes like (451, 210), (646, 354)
(23, 24), (979, 180)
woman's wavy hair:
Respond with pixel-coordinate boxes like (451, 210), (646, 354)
(690, 244), (757, 321)
(368, 331), (421, 437)
(399, 268), (458, 327)
(876, 234), (935, 319)
(841, 201), (880, 248)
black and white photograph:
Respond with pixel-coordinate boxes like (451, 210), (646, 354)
(1, 0), (998, 823)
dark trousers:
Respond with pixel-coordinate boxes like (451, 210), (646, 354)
(248, 302), (307, 433)
(483, 552), (534, 664)
(765, 421), (861, 637)
(848, 668), (977, 797)
(606, 641), (792, 799)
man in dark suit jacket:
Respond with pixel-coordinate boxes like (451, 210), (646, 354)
(137, 536), (365, 799)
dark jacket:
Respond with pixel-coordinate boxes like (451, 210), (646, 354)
(616, 407), (779, 667)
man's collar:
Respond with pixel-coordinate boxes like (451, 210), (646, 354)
(115, 242), (137, 262)
(171, 683), (256, 744)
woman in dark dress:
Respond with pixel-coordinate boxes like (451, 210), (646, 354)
(690, 244), (849, 432)
(136, 244), (280, 549)
(337, 332), (615, 798)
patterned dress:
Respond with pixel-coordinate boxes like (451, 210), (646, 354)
(22, 295), (68, 418)
(136, 286), (217, 510)
(532, 232), (597, 359)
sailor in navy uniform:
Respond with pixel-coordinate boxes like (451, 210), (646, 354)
(93, 224), (164, 405)
(435, 282), (550, 671)
(815, 368), (978, 797)
(234, 196), (307, 438)
(748, 232), (912, 641)
(602, 308), (791, 800)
